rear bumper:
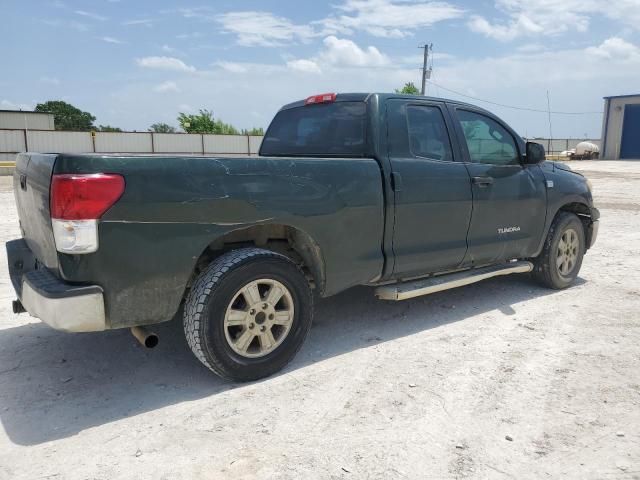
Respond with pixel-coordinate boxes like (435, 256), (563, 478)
(6, 239), (106, 332)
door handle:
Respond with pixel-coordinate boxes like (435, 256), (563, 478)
(472, 176), (493, 187)
(19, 174), (27, 191)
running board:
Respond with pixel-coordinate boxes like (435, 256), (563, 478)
(375, 261), (534, 301)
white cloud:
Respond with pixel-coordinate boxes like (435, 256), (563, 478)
(153, 81), (180, 93)
(216, 11), (317, 46)
(287, 59), (322, 74)
(176, 2), (462, 45)
(101, 36), (124, 44)
(136, 56), (196, 72)
(39, 76), (60, 85)
(287, 36), (389, 74)
(74, 10), (107, 21)
(123, 19), (153, 27)
(586, 37), (640, 59)
(41, 18), (89, 32)
(434, 37), (640, 92)
(214, 61), (249, 73)
(323, 0), (464, 38)
(469, 0), (640, 41)
(319, 36), (389, 67)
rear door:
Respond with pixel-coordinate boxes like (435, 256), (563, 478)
(450, 107), (546, 265)
(387, 99), (473, 278)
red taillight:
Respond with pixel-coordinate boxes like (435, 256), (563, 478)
(305, 93), (337, 105)
(50, 174), (125, 220)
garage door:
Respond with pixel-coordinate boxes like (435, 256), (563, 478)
(620, 104), (640, 159)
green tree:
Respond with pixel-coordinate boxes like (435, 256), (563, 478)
(149, 123), (176, 133)
(98, 125), (122, 132)
(177, 109), (240, 135)
(35, 100), (96, 131)
(241, 127), (265, 136)
(395, 82), (421, 95)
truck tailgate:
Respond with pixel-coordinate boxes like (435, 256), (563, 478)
(13, 153), (59, 269)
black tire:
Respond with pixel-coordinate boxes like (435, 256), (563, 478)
(183, 248), (313, 381)
(532, 212), (585, 289)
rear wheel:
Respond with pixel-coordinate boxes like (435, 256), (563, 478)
(183, 248), (313, 381)
(532, 212), (585, 289)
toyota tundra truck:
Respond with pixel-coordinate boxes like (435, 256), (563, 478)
(6, 93), (599, 381)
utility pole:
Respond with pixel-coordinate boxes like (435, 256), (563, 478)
(546, 90), (553, 151)
(420, 43), (432, 95)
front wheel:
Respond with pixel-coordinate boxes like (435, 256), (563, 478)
(183, 248), (313, 381)
(532, 212), (585, 289)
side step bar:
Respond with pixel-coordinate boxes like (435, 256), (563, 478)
(375, 261), (533, 301)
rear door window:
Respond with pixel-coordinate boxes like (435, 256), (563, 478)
(260, 102), (366, 157)
(406, 105), (454, 162)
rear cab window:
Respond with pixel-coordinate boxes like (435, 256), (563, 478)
(260, 102), (367, 157)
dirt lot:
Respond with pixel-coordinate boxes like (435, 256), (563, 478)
(0, 160), (638, 479)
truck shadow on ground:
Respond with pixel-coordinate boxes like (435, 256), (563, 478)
(0, 274), (582, 446)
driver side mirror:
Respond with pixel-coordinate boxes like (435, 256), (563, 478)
(524, 142), (546, 164)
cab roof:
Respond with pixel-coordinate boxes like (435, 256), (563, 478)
(279, 92), (489, 113)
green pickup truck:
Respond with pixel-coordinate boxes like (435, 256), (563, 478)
(7, 93), (599, 381)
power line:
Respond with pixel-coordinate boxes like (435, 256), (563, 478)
(425, 79), (603, 115)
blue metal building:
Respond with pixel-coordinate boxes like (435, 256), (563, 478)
(601, 94), (640, 160)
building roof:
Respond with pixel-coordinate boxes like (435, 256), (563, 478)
(603, 94), (640, 100)
(0, 109), (52, 115)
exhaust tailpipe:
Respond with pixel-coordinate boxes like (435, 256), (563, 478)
(131, 326), (159, 349)
(12, 300), (26, 314)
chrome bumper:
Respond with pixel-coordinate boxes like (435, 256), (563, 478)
(21, 275), (106, 332)
(7, 239), (106, 332)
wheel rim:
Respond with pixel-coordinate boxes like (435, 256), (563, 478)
(556, 227), (580, 276)
(223, 278), (295, 358)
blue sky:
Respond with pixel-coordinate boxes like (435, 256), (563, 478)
(2, 0), (639, 137)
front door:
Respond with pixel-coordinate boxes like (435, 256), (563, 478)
(387, 100), (473, 278)
(452, 108), (547, 265)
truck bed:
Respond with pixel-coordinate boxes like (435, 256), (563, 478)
(12, 153), (386, 329)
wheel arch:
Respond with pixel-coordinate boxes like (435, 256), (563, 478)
(185, 223), (326, 300)
(534, 200), (595, 257)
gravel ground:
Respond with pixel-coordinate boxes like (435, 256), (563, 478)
(0, 160), (638, 480)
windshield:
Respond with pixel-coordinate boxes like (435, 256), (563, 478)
(260, 102), (367, 157)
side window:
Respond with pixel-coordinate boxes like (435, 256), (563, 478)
(406, 105), (454, 162)
(457, 110), (519, 165)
